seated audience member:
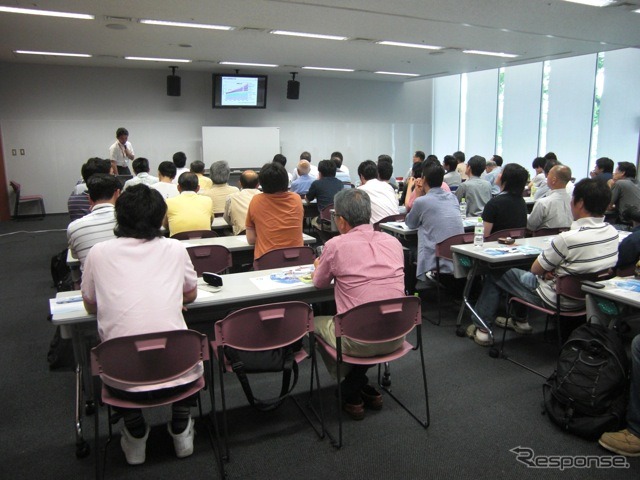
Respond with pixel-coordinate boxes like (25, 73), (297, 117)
(164, 173), (213, 236)
(454, 150), (468, 181)
(307, 159), (345, 227)
(482, 163), (528, 236)
(223, 170), (261, 235)
(246, 162), (304, 259)
(591, 157), (614, 182)
(599, 333), (640, 457)
(67, 174), (120, 272)
(404, 151), (425, 182)
(405, 158), (451, 212)
(331, 151), (351, 180)
(199, 160), (239, 215)
(527, 165), (573, 232)
(312, 188), (405, 419)
(443, 155), (462, 188)
(468, 179), (618, 346)
(190, 160), (213, 190)
(172, 151), (190, 184)
(454, 155), (492, 217)
(291, 151), (318, 182)
(378, 155), (398, 190)
(272, 153), (292, 185)
(609, 161), (640, 226)
(290, 160), (315, 196)
(406, 164), (464, 281)
(68, 158), (112, 221)
(529, 157), (547, 191)
(357, 160), (399, 224)
(400, 161), (424, 207)
(150, 161), (179, 200)
(123, 158), (159, 190)
(532, 158), (560, 200)
(81, 184), (199, 465)
(481, 155), (503, 195)
(615, 206), (640, 273)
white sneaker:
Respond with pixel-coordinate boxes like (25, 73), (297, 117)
(168, 417), (195, 458)
(120, 425), (150, 465)
(495, 316), (533, 335)
(466, 324), (492, 346)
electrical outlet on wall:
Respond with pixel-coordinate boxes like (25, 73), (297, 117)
(11, 149), (17, 156)
(20, 149), (25, 155)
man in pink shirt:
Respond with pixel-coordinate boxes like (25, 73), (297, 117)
(312, 188), (405, 420)
(82, 184), (199, 465)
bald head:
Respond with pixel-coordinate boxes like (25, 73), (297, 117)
(240, 169), (259, 189)
(547, 165), (572, 189)
(297, 160), (311, 176)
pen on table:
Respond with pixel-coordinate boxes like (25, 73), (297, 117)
(56, 296), (83, 304)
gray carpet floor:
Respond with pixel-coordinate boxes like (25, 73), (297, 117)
(1, 214), (638, 479)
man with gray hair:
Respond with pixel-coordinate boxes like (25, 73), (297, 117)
(199, 160), (239, 215)
(312, 188), (406, 421)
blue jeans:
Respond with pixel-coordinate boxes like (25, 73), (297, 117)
(473, 268), (546, 329)
(629, 335), (640, 437)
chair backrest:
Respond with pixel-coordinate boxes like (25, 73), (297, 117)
(187, 245), (232, 276)
(213, 301), (313, 353)
(485, 227), (527, 242)
(9, 180), (20, 196)
(171, 229), (218, 240)
(530, 227), (568, 237)
(373, 213), (407, 231)
(90, 330), (208, 388)
(319, 203), (334, 222)
(435, 232), (475, 262)
(333, 296), (421, 344)
(557, 269), (613, 301)
(253, 246), (316, 270)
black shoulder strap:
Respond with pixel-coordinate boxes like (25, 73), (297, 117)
(225, 347), (299, 412)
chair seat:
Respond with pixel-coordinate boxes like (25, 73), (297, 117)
(315, 336), (413, 365)
(509, 297), (587, 317)
(100, 376), (205, 409)
(218, 348), (309, 373)
(20, 194), (44, 201)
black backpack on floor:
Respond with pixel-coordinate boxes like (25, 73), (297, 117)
(543, 322), (629, 440)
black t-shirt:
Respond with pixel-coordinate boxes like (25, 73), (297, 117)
(482, 192), (527, 234)
(306, 177), (344, 211)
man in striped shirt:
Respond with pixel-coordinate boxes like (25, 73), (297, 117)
(468, 178), (619, 347)
(67, 174), (120, 273)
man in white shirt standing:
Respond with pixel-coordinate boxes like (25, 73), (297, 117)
(109, 127), (134, 175)
(357, 160), (399, 224)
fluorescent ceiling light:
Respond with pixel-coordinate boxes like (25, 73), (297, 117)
(463, 49), (519, 58)
(302, 66), (355, 72)
(376, 41), (442, 50)
(219, 62), (278, 67)
(560, 0), (617, 6)
(15, 50), (92, 58)
(374, 71), (420, 77)
(125, 56), (191, 63)
(634, 8), (640, 12)
(0, 6), (94, 19)
(270, 30), (348, 41)
(140, 19), (233, 30)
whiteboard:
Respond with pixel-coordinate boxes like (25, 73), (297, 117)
(202, 126), (280, 169)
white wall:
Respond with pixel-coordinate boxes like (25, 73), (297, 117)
(0, 63), (432, 213)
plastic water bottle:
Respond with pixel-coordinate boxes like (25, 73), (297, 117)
(459, 197), (467, 218)
(474, 217), (484, 247)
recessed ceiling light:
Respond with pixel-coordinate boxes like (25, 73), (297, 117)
(0, 6), (94, 19)
(270, 30), (348, 41)
(463, 50), (519, 58)
(376, 41), (442, 50)
(374, 71), (420, 77)
(560, 0), (617, 6)
(125, 56), (191, 63)
(140, 19), (234, 30)
(15, 50), (92, 58)
(219, 62), (278, 67)
(302, 66), (355, 72)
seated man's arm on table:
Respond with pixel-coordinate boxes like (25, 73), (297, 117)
(526, 202), (544, 232)
(182, 249), (199, 307)
(530, 235), (567, 278)
(405, 200), (422, 229)
(245, 226), (256, 245)
(305, 182), (317, 203)
(311, 247), (335, 288)
(81, 251), (98, 314)
(223, 196), (232, 225)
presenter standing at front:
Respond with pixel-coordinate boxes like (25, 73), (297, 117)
(109, 127), (135, 175)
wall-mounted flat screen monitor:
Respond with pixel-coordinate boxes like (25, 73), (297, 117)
(212, 74), (267, 109)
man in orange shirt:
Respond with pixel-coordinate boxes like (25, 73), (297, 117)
(246, 162), (303, 259)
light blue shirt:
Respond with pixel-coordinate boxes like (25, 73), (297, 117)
(290, 174), (314, 195)
(406, 188), (465, 278)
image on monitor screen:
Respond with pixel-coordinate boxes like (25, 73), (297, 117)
(213, 74), (267, 109)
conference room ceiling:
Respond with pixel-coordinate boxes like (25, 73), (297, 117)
(1, 0), (639, 82)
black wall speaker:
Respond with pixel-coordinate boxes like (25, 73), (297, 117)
(287, 80), (300, 100)
(167, 75), (181, 97)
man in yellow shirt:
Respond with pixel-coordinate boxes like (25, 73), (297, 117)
(190, 160), (213, 190)
(164, 173), (213, 236)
